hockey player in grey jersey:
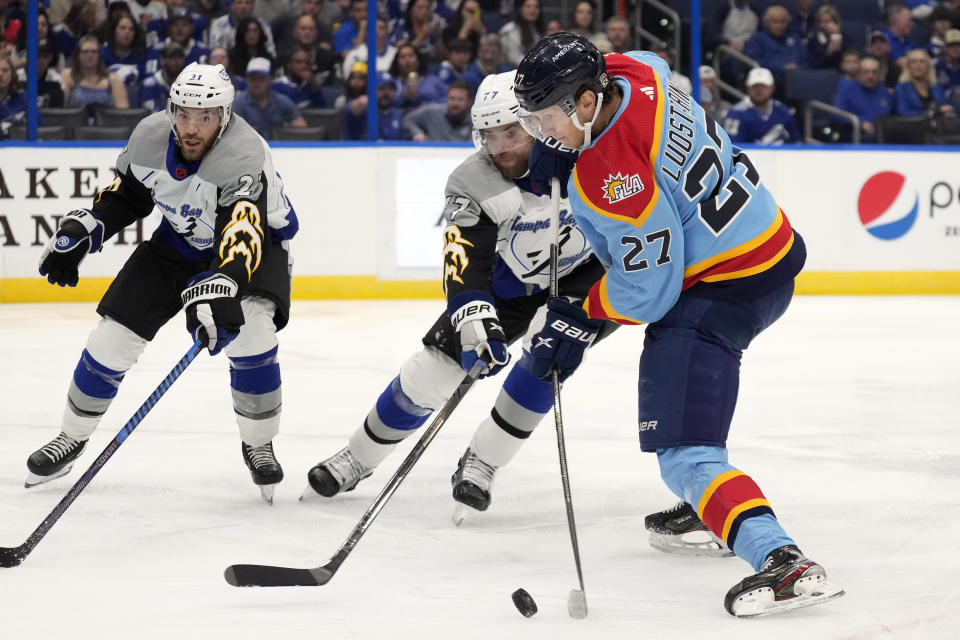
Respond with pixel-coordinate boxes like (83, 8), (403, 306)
(302, 71), (615, 513)
(30, 63), (299, 503)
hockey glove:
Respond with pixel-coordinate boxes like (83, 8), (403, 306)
(529, 138), (579, 198)
(180, 271), (244, 355)
(530, 297), (604, 382)
(449, 291), (510, 378)
(38, 209), (105, 287)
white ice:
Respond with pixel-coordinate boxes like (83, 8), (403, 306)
(1, 297), (959, 640)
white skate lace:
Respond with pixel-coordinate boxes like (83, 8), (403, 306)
(458, 450), (497, 490)
(40, 434), (81, 462)
(245, 443), (277, 469)
(325, 448), (371, 486)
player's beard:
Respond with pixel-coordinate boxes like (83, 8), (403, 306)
(491, 149), (530, 180)
(178, 130), (217, 162)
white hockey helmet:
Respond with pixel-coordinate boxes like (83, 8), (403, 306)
(166, 62), (235, 144)
(471, 70), (531, 154)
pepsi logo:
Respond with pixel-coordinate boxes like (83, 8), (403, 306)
(857, 171), (918, 240)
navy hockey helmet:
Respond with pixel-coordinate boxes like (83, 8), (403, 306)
(514, 33), (609, 145)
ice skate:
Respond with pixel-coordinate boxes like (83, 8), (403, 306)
(241, 441), (284, 504)
(644, 502), (734, 557)
(724, 545), (844, 618)
(25, 432), (87, 488)
(301, 447), (372, 500)
(450, 448), (497, 525)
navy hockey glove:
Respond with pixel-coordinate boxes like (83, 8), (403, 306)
(180, 271), (244, 355)
(529, 138), (579, 198)
(531, 297), (603, 382)
(38, 209), (105, 287)
(449, 291), (511, 378)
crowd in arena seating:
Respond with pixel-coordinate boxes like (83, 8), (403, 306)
(3, 0), (960, 144)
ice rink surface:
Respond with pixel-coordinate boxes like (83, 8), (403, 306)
(1, 297), (958, 640)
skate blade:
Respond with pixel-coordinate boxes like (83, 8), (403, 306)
(258, 484), (277, 505)
(648, 531), (734, 558)
(567, 589), (587, 619)
(299, 484), (323, 502)
(732, 577), (845, 618)
(452, 504), (466, 527)
(24, 464), (74, 489)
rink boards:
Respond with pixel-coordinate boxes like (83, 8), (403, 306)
(0, 142), (959, 302)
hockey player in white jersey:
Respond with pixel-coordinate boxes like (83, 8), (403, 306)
(30, 63), (299, 503)
(302, 71), (615, 512)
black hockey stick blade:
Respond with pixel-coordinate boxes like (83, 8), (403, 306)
(225, 561), (336, 587)
(0, 546), (27, 568)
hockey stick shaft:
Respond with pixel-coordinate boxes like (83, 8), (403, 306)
(549, 177), (588, 616)
(224, 360), (485, 587)
(0, 339), (205, 568)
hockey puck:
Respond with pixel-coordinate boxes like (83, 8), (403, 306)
(511, 588), (538, 618)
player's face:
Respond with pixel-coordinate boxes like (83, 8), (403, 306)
(479, 122), (533, 179)
(520, 104), (584, 148)
(175, 106), (221, 161)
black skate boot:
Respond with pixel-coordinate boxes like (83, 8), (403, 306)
(724, 545), (844, 618)
(644, 502), (734, 557)
(302, 447), (372, 499)
(25, 432), (87, 488)
(241, 441), (284, 504)
(451, 447), (497, 524)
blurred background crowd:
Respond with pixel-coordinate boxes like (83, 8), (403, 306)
(3, 0), (960, 144)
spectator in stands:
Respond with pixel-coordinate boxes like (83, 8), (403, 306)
(334, 0), (367, 56)
(337, 60), (368, 108)
(652, 45), (691, 94)
(807, 5), (845, 70)
(707, 0), (759, 53)
(233, 56), (307, 138)
(390, 42), (444, 110)
(390, 0), (445, 62)
(273, 0), (339, 59)
(499, 0), (544, 66)
(125, 0), (168, 31)
(283, 13), (337, 84)
(544, 19), (564, 36)
(868, 31), (901, 88)
(52, 0), (100, 60)
(883, 5), (916, 67)
(833, 56), (892, 141)
(787, 0), (817, 45)
(602, 16), (632, 54)
(936, 29), (960, 91)
(145, 0), (206, 49)
(441, 0), (486, 58)
(253, 0), (297, 25)
(840, 49), (861, 81)
(228, 15), (275, 78)
(0, 54), (26, 132)
(463, 33), (511, 92)
(404, 80), (472, 141)
(49, 0), (106, 34)
(62, 35), (130, 118)
(745, 5), (807, 80)
(700, 65), (732, 121)
(37, 41), (67, 108)
(433, 38), (473, 89)
(145, 9), (209, 76)
(342, 16), (396, 77)
(12, 7), (60, 70)
(273, 48), (327, 108)
(139, 41), (186, 111)
(343, 70), (404, 140)
(567, 1), (602, 44)
(893, 48), (953, 116)
(208, 47), (245, 92)
(187, 0), (229, 34)
(101, 13), (148, 87)
(925, 6), (956, 60)
(724, 66), (801, 144)
(209, 0), (277, 58)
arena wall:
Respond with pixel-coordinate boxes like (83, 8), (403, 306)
(1, 142), (958, 302)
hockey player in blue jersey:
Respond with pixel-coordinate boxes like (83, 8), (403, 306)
(513, 33), (843, 617)
(301, 70), (616, 515)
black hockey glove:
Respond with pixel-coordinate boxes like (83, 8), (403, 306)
(449, 291), (510, 378)
(180, 271), (244, 355)
(38, 209), (105, 287)
(530, 297), (603, 382)
(529, 138), (579, 198)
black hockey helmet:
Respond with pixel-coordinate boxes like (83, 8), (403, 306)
(513, 32), (608, 117)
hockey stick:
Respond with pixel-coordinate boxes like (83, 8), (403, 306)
(549, 177), (588, 619)
(0, 339), (205, 569)
(224, 359), (486, 587)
